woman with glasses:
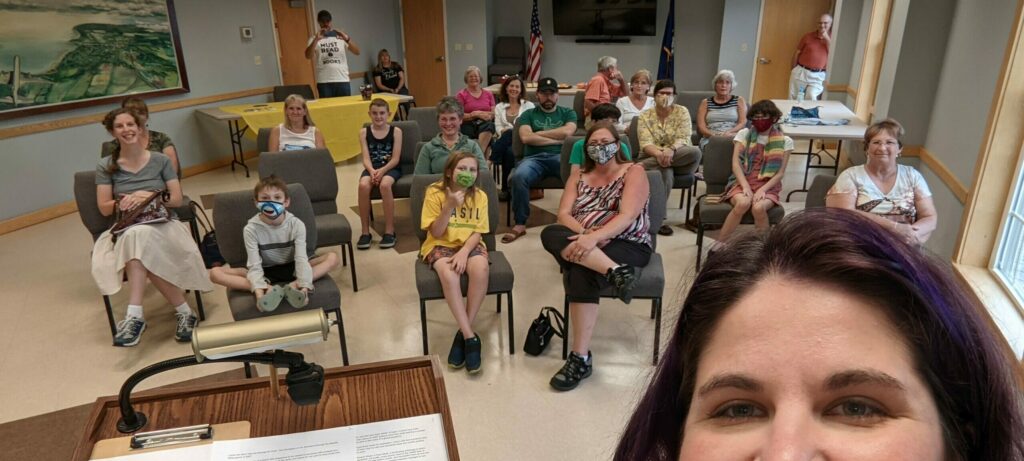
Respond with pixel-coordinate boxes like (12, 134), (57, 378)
(827, 118), (937, 245)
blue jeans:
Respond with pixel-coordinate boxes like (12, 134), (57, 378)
(317, 82), (351, 98)
(509, 152), (560, 225)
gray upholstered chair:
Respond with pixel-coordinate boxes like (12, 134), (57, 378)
(366, 120), (422, 201)
(627, 117), (696, 218)
(408, 106), (440, 142)
(213, 184), (349, 365)
(273, 84), (315, 102)
(559, 170), (667, 365)
(487, 36), (526, 84)
(73, 170), (207, 342)
(258, 149), (359, 291)
(504, 127), (569, 225)
(676, 90), (716, 146)
(410, 174), (516, 355)
(695, 136), (785, 270)
(257, 127), (272, 153)
(572, 91), (586, 135)
(806, 174), (838, 209)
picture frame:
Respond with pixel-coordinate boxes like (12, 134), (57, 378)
(0, 0), (190, 121)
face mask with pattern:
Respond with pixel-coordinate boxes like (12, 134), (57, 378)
(655, 93), (675, 108)
(586, 142), (619, 164)
(256, 201), (285, 219)
(454, 170), (476, 188)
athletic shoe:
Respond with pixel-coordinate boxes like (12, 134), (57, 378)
(356, 234), (372, 250)
(174, 312), (198, 342)
(379, 233), (397, 249)
(465, 335), (482, 374)
(658, 224), (674, 236)
(550, 351), (593, 391)
(606, 264), (641, 304)
(114, 316), (147, 347)
(447, 331), (466, 369)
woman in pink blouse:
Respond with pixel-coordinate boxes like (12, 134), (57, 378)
(456, 66), (496, 153)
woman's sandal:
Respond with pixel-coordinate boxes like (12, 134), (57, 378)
(501, 229), (527, 243)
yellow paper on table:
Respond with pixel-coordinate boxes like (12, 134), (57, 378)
(219, 94), (400, 162)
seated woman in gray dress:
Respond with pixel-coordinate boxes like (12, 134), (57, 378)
(92, 108), (212, 347)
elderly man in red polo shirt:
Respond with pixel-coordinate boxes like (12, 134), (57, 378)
(789, 13), (832, 101)
(584, 56), (627, 121)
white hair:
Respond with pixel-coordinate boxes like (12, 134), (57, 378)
(597, 56), (617, 71)
(463, 66), (482, 83)
(712, 69), (737, 88)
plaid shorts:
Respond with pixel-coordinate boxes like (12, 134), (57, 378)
(422, 244), (488, 267)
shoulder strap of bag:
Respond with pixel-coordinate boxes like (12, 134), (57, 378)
(541, 306), (566, 338)
(189, 200), (214, 234)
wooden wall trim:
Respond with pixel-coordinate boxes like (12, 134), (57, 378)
(902, 146), (969, 203)
(825, 84), (857, 98)
(0, 150), (258, 236)
(0, 87), (273, 140)
(854, 0), (893, 121)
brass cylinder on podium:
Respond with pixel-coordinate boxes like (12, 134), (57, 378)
(191, 310), (331, 361)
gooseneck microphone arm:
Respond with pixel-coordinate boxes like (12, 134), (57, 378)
(117, 350), (322, 433)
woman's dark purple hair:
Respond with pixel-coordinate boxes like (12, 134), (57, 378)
(613, 208), (1024, 461)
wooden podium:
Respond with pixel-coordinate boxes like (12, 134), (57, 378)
(72, 356), (459, 460)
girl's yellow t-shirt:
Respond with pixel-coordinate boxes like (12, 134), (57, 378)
(419, 183), (490, 258)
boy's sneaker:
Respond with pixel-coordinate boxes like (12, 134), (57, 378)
(113, 316), (147, 347)
(550, 351), (593, 391)
(174, 312), (198, 342)
(465, 335), (482, 374)
(606, 264), (642, 304)
(447, 331), (466, 369)
(356, 234), (372, 250)
(379, 233), (397, 249)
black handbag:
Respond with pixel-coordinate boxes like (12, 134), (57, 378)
(190, 201), (225, 268)
(523, 306), (565, 356)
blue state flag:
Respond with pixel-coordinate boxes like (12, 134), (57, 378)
(657, 0), (675, 80)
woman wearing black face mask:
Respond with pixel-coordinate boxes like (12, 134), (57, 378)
(540, 121), (652, 392)
(717, 99), (793, 241)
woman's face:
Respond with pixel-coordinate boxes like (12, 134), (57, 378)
(110, 113), (141, 145)
(438, 111), (462, 136)
(631, 78), (650, 97)
(285, 101), (306, 121)
(507, 80), (522, 100)
(466, 70), (481, 88)
(715, 79), (733, 96)
(867, 131), (902, 167)
(587, 128), (616, 149)
(380, 52), (391, 67)
(679, 277), (946, 461)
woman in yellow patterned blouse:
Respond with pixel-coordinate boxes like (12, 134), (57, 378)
(636, 79), (702, 235)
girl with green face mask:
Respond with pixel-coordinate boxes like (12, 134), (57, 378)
(418, 151), (491, 374)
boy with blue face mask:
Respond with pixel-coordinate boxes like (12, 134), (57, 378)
(209, 176), (340, 311)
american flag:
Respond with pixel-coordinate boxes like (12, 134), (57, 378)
(526, 0), (543, 82)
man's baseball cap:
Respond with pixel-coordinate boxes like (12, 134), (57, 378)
(537, 77), (558, 93)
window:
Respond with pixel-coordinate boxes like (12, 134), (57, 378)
(993, 151), (1024, 306)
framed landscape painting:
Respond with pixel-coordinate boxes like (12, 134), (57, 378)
(0, 0), (189, 121)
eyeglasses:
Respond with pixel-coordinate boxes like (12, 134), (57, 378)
(869, 140), (899, 147)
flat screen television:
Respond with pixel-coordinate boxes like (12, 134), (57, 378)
(552, 0), (658, 36)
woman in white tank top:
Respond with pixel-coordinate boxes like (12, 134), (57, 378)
(268, 94), (326, 151)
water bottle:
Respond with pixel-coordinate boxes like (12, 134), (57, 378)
(797, 86), (805, 105)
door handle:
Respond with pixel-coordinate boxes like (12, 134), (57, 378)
(435, 55), (445, 62)
(757, 57), (772, 64)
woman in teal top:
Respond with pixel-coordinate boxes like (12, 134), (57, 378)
(414, 97), (488, 174)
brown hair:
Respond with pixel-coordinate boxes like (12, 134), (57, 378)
(369, 97), (390, 110)
(101, 108), (146, 173)
(864, 118), (905, 148)
(581, 121), (630, 173)
(121, 96), (149, 118)
(253, 175), (290, 200)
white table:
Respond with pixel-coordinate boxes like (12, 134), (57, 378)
(771, 99), (867, 201)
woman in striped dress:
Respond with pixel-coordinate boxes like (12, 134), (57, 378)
(540, 120), (652, 391)
(696, 69), (747, 149)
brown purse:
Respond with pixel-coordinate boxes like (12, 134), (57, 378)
(110, 190), (170, 242)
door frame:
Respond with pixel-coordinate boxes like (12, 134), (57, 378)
(268, 0), (317, 86)
(399, 0), (450, 100)
(749, 0), (841, 103)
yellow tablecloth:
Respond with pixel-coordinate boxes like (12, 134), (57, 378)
(219, 94), (401, 162)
